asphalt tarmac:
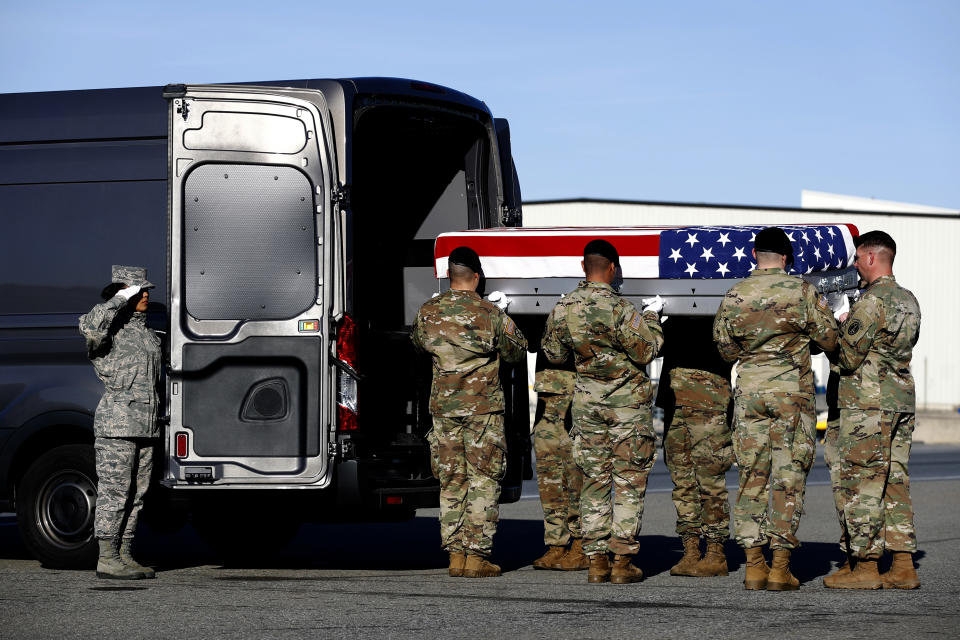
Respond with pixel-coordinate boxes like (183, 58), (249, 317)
(1, 444), (958, 639)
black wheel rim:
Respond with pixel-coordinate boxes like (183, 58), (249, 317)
(34, 469), (96, 550)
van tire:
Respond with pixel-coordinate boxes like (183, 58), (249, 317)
(16, 444), (98, 569)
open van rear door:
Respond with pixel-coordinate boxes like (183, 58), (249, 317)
(163, 84), (337, 488)
(494, 118), (522, 227)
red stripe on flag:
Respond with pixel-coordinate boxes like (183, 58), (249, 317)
(435, 232), (661, 259)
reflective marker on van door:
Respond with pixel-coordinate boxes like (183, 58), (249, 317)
(175, 432), (189, 458)
(299, 319), (320, 332)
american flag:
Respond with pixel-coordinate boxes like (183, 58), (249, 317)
(658, 225), (857, 279)
(434, 224), (858, 280)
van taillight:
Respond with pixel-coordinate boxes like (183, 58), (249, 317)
(337, 404), (359, 431)
(336, 314), (358, 370)
(175, 432), (189, 458)
(336, 315), (359, 432)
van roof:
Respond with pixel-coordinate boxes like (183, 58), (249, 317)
(0, 78), (490, 144)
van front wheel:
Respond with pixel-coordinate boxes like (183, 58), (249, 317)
(16, 444), (98, 569)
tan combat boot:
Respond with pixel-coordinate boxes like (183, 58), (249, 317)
(691, 541), (728, 577)
(743, 546), (769, 590)
(448, 551), (467, 577)
(767, 549), (800, 591)
(825, 558), (882, 590)
(610, 555), (644, 584)
(587, 553), (611, 584)
(533, 545), (567, 570)
(822, 557), (853, 588)
(556, 538), (590, 571)
(880, 552), (920, 590)
(118, 538), (155, 579)
(669, 536), (701, 576)
(463, 554), (501, 578)
(96, 539), (145, 580)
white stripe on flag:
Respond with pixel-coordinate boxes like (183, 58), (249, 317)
(434, 256), (659, 279)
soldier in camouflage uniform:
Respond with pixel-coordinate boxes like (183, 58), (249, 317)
(411, 247), (528, 578)
(713, 228), (838, 591)
(531, 355), (588, 571)
(655, 316), (733, 578)
(543, 239), (664, 584)
(821, 362), (851, 568)
(824, 231), (921, 590)
(79, 266), (162, 580)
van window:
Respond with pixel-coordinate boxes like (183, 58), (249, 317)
(182, 163), (317, 321)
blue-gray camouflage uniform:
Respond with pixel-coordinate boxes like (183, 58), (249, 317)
(79, 266), (161, 542)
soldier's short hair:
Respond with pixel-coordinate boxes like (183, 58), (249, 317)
(583, 253), (613, 274)
(448, 246), (482, 274)
(754, 227), (794, 267)
(583, 239), (620, 268)
(448, 262), (476, 283)
(855, 230), (896, 261)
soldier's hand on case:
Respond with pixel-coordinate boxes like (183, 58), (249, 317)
(830, 293), (850, 321)
(641, 295), (664, 314)
(487, 290), (511, 311)
(116, 285), (141, 301)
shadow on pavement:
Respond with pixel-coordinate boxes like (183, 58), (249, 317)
(0, 513), (930, 580)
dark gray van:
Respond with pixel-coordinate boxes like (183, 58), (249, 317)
(0, 78), (528, 567)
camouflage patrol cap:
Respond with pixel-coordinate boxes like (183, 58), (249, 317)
(448, 246), (483, 274)
(111, 265), (155, 289)
(583, 239), (620, 268)
(753, 227), (794, 267)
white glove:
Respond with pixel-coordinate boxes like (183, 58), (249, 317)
(116, 285), (141, 301)
(641, 294), (664, 314)
(487, 290), (511, 311)
(431, 292), (440, 298)
(829, 293), (850, 321)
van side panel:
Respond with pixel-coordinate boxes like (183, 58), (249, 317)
(0, 88), (169, 505)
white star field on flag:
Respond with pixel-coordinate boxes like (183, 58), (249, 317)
(657, 225), (854, 279)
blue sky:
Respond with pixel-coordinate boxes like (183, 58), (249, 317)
(2, 1), (957, 208)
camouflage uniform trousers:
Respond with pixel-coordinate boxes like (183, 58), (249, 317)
(838, 409), (916, 559)
(94, 437), (154, 540)
(732, 392), (816, 550)
(664, 407), (733, 543)
(534, 393), (584, 546)
(571, 402), (657, 556)
(822, 412), (850, 551)
(427, 413), (506, 557)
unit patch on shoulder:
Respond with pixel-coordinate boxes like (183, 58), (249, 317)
(504, 317), (518, 336)
(817, 296), (828, 311)
(847, 319), (862, 336)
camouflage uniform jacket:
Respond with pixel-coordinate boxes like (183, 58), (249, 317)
(837, 275), (920, 412)
(79, 295), (162, 437)
(411, 288), (528, 417)
(534, 368), (575, 395)
(713, 267), (838, 396)
(542, 281), (663, 408)
(670, 368), (730, 411)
